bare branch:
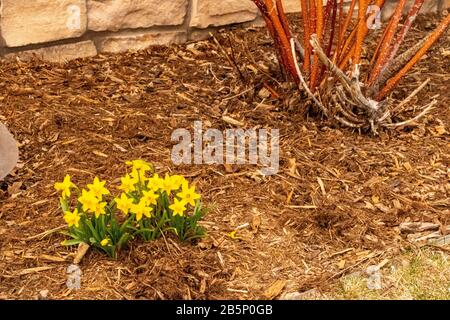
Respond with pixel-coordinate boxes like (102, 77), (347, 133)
(382, 100), (437, 128)
(290, 37), (329, 117)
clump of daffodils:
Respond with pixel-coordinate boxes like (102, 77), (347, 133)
(55, 160), (206, 258)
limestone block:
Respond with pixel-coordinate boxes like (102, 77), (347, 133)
(190, 0), (258, 28)
(96, 31), (187, 53)
(0, 0), (87, 47)
(5, 41), (98, 63)
(0, 123), (19, 180)
(87, 0), (188, 32)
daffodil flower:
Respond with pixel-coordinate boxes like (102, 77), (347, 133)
(93, 201), (107, 218)
(170, 175), (188, 190)
(177, 182), (201, 207)
(64, 208), (80, 228)
(169, 198), (187, 217)
(87, 176), (110, 200)
(54, 175), (75, 198)
(100, 238), (110, 246)
(78, 189), (99, 213)
(161, 174), (177, 195)
(126, 159), (151, 172)
(132, 199), (152, 221)
(115, 193), (134, 215)
(148, 173), (163, 192)
(142, 190), (159, 206)
(130, 167), (148, 183)
(118, 174), (138, 193)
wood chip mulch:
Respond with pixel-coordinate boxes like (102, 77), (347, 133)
(0, 14), (448, 299)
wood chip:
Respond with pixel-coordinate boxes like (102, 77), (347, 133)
(222, 115), (244, 127)
(399, 222), (440, 234)
(93, 150), (108, 158)
(251, 214), (262, 233)
(317, 177), (326, 195)
(288, 158), (297, 175)
(73, 243), (90, 264)
(263, 279), (286, 300)
(18, 266), (55, 276)
(39, 255), (67, 263)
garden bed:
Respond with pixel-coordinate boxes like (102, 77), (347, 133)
(0, 13), (448, 299)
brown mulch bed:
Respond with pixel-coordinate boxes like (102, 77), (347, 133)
(0, 13), (449, 300)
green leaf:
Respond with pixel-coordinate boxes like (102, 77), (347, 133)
(98, 214), (106, 237)
(59, 230), (73, 237)
(120, 215), (135, 233)
(85, 219), (101, 241)
(61, 239), (83, 246)
(135, 228), (156, 234)
(117, 233), (131, 250)
(185, 233), (206, 242)
(60, 198), (70, 213)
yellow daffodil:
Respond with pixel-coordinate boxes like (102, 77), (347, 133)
(118, 174), (138, 193)
(93, 201), (107, 218)
(87, 176), (110, 200)
(170, 175), (188, 190)
(176, 182), (200, 207)
(169, 198), (187, 217)
(126, 159), (151, 172)
(132, 199), (152, 221)
(161, 174), (177, 195)
(78, 189), (99, 213)
(130, 167), (148, 183)
(100, 238), (110, 246)
(147, 173), (163, 192)
(115, 193), (134, 215)
(142, 190), (159, 206)
(54, 175), (75, 198)
(64, 208), (81, 228)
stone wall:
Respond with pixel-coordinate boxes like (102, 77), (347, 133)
(0, 0), (448, 62)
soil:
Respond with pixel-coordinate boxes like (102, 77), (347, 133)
(0, 13), (449, 300)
